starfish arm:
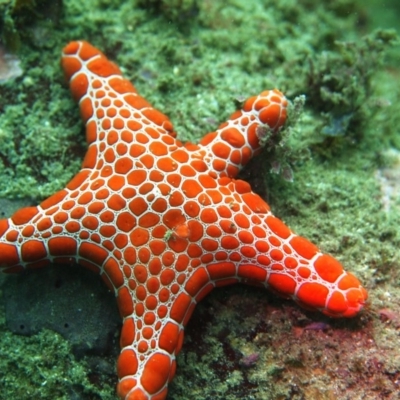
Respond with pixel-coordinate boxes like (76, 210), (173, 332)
(61, 40), (179, 153)
(0, 199), (117, 278)
(185, 180), (368, 318)
(0, 196), (77, 272)
(189, 89), (288, 179)
(116, 310), (185, 399)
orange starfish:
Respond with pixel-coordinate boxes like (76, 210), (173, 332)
(0, 41), (367, 400)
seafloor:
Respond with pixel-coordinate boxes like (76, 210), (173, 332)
(0, 0), (399, 399)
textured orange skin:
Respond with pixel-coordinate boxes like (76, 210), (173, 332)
(0, 41), (367, 399)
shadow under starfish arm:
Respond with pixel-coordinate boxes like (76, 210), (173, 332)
(0, 41), (368, 400)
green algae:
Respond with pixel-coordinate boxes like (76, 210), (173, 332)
(0, 0), (400, 398)
(0, 326), (115, 399)
(1, 0), (386, 200)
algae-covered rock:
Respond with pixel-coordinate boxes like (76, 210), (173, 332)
(0, 0), (63, 50)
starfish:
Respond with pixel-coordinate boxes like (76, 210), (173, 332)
(0, 41), (367, 400)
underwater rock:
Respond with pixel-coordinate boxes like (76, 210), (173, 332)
(2, 263), (121, 357)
